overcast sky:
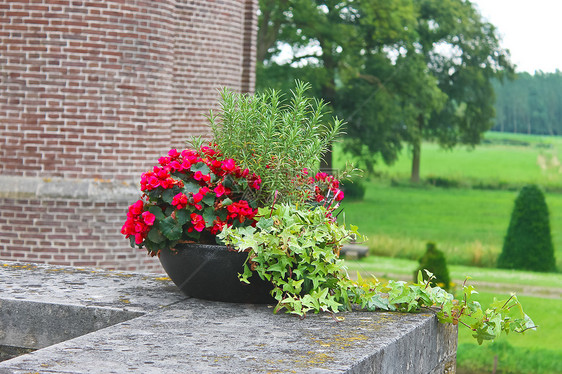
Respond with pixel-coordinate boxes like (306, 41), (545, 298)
(472, 0), (562, 73)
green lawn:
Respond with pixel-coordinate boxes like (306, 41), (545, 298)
(340, 131), (562, 190)
(344, 256), (562, 374)
(344, 256), (562, 289)
(335, 132), (562, 373)
(456, 292), (562, 374)
(340, 182), (562, 269)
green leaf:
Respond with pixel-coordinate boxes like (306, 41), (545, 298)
(183, 181), (201, 195)
(147, 206), (166, 220)
(147, 226), (165, 243)
(176, 209), (190, 225)
(256, 217), (274, 231)
(202, 207), (217, 228)
(160, 217), (183, 241)
(202, 193), (215, 206)
(162, 189), (176, 204)
(238, 264), (253, 284)
(191, 162), (211, 175)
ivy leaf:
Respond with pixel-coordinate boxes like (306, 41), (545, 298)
(267, 262), (288, 278)
(367, 294), (393, 311)
(256, 217), (274, 231)
(238, 264), (253, 284)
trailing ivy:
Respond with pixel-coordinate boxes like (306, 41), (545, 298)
(219, 204), (536, 345)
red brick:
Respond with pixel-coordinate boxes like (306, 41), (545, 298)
(0, 0), (257, 271)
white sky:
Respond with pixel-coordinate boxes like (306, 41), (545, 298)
(471, 0), (562, 73)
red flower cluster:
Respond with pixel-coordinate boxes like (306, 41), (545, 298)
(312, 172), (344, 203)
(121, 200), (156, 245)
(121, 146), (262, 255)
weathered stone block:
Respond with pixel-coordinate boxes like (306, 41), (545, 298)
(0, 261), (457, 373)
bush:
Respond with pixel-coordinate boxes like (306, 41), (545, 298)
(413, 242), (451, 291)
(497, 185), (557, 272)
(340, 178), (366, 200)
(426, 176), (460, 188)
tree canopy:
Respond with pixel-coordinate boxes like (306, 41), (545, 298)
(257, 0), (513, 179)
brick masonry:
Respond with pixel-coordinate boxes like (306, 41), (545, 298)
(0, 0), (258, 271)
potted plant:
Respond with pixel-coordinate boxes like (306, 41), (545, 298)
(122, 81), (535, 344)
(121, 81), (346, 303)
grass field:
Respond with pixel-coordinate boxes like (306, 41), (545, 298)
(335, 132), (562, 373)
(340, 182), (562, 269)
(337, 131), (562, 269)
(344, 256), (562, 374)
(347, 131), (562, 190)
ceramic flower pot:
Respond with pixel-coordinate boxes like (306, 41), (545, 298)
(159, 243), (275, 304)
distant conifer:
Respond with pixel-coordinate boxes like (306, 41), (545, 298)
(414, 242), (451, 291)
(498, 185), (556, 272)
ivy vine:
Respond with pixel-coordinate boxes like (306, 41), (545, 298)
(218, 204), (536, 345)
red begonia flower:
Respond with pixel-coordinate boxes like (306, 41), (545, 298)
(221, 159), (236, 173)
(214, 184), (226, 197)
(190, 213), (206, 232)
(142, 211), (156, 226)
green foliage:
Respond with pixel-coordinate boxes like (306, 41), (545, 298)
(498, 185), (557, 272)
(219, 204), (535, 344)
(493, 71), (562, 136)
(340, 177), (366, 201)
(414, 242), (451, 291)
(219, 204), (359, 315)
(207, 81), (344, 205)
(257, 0), (512, 179)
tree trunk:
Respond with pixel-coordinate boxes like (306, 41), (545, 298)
(410, 115), (423, 183)
(411, 137), (421, 183)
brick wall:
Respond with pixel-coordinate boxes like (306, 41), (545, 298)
(0, 0), (258, 271)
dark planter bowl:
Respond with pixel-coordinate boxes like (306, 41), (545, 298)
(159, 243), (275, 304)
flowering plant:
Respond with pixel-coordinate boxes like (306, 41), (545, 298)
(122, 81), (535, 346)
(121, 143), (348, 255)
(121, 146), (262, 256)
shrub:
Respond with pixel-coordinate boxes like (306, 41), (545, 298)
(426, 176), (460, 188)
(498, 185), (557, 272)
(414, 242), (451, 291)
(340, 177), (366, 200)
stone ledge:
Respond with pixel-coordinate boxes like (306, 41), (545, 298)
(0, 261), (457, 373)
(0, 175), (139, 202)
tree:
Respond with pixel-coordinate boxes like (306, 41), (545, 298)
(498, 185), (556, 272)
(492, 71), (562, 135)
(256, 0), (512, 178)
(257, 0), (417, 170)
(404, 0), (513, 181)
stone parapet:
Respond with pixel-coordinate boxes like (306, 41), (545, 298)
(0, 261), (457, 373)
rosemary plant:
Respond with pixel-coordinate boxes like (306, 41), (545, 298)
(206, 81), (344, 205)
